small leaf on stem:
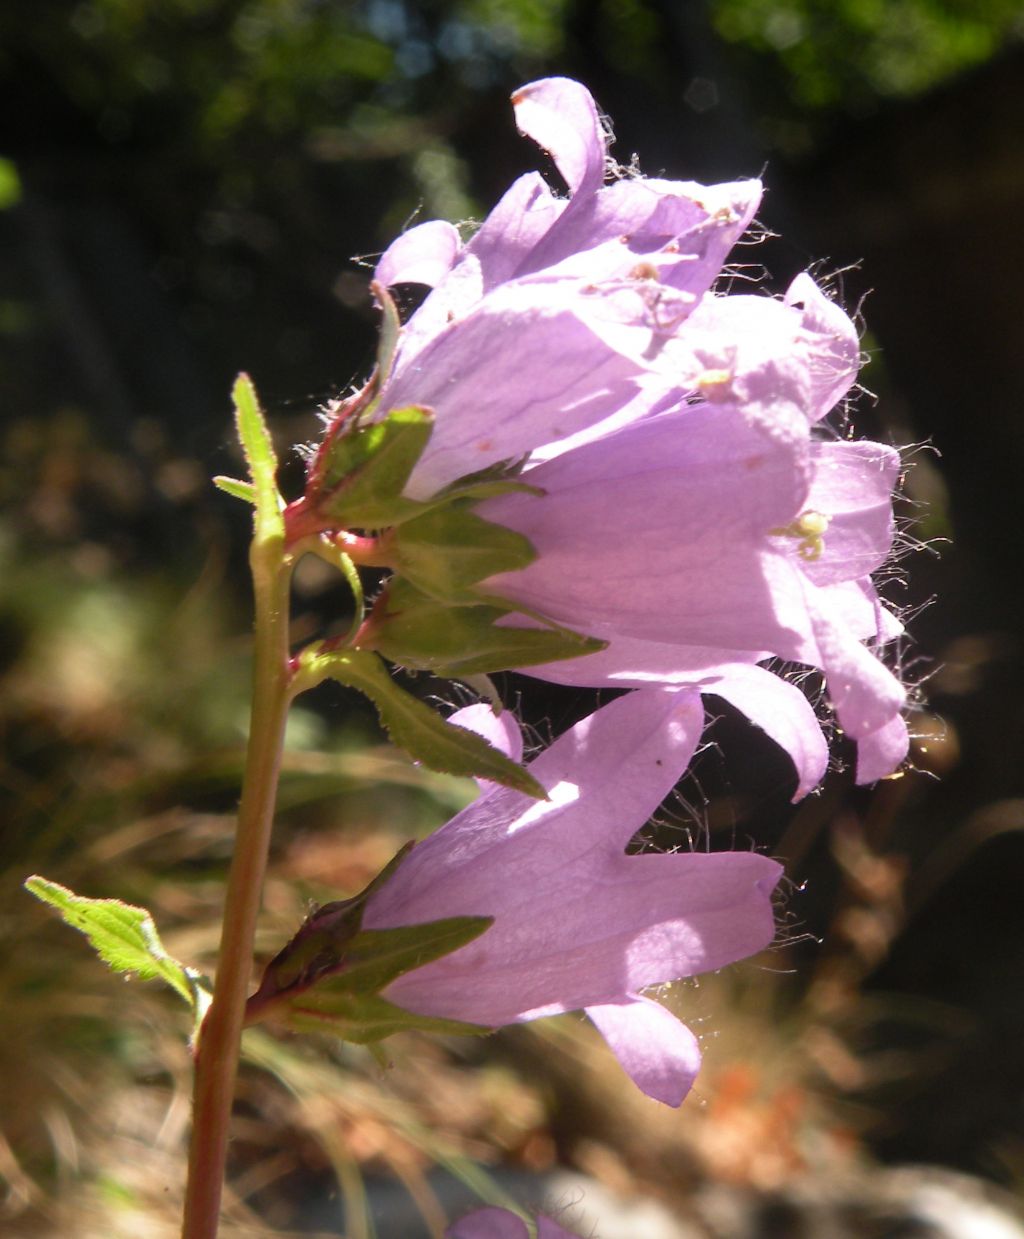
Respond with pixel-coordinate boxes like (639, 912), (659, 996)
(24, 875), (211, 1030)
(232, 372), (284, 542)
(372, 280), (403, 386)
(291, 647), (546, 797)
(213, 476), (257, 503)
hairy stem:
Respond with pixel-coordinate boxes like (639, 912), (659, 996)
(181, 530), (291, 1239)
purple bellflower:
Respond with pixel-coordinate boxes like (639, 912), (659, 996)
(373, 77), (761, 499)
(362, 691), (782, 1107)
(480, 398), (906, 787)
(447, 1206), (581, 1239)
(368, 77), (908, 789)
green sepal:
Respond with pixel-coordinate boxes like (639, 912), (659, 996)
(24, 875), (212, 1036)
(318, 405), (433, 529)
(245, 845), (492, 1043)
(371, 579), (607, 676)
(247, 842), (412, 1004)
(390, 505), (537, 604)
(435, 477), (545, 506)
(291, 646), (546, 798)
(213, 475), (257, 503)
(275, 988), (491, 1043)
(373, 281), (402, 387)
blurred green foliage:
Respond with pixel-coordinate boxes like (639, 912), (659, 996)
(713, 0), (1022, 107)
(1, 0), (570, 152)
(5, 0), (1019, 201)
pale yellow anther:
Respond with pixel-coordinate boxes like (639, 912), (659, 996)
(771, 510), (831, 561)
(695, 368), (734, 403)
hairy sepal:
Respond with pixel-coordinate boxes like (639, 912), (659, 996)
(371, 579), (606, 676)
(246, 850), (492, 1042)
(390, 505), (537, 604)
(317, 405), (434, 529)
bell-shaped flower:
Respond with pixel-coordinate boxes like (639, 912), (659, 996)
(372, 76), (763, 499)
(477, 385), (907, 786)
(315, 76), (908, 792)
(363, 691), (782, 1106)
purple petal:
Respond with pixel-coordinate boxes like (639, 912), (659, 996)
(856, 713), (910, 783)
(382, 281), (661, 498)
(800, 440), (900, 587)
(369, 691), (780, 1024)
(517, 176), (762, 297)
(449, 703), (525, 796)
(375, 220), (462, 289)
(802, 584), (906, 740)
(701, 663), (828, 800)
(399, 174), (566, 369)
(586, 996), (702, 1106)
(511, 77), (607, 197)
(608, 285), (855, 435)
(818, 578), (903, 643)
(498, 625), (826, 798)
(447, 1207), (530, 1239)
(481, 403), (810, 651)
(368, 689), (706, 924)
(380, 846), (780, 1025)
(466, 171), (567, 290)
(785, 274), (861, 420)
(448, 703), (524, 764)
(511, 626), (770, 688)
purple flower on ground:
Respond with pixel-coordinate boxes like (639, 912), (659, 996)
(447, 1206), (581, 1239)
(368, 76), (909, 788)
(363, 692), (782, 1106)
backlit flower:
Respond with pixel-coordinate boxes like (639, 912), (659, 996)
(364, 692), (781, 1106)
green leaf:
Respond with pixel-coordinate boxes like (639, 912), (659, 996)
(232, 373), (284, 541)
(212, 475), (256, 503)
(233, 372), (277, 480)
(371, 579), (607, 676)
(291, 646), (545, 798)
(319, 405), (434, 529)
(24, 876), (210, 1026)
(0, 157), (22, 211)
(391, 505), (537, 603)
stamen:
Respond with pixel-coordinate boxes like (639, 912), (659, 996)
(771, 510), (831, 561)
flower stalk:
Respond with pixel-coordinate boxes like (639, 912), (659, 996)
(181, 378), (293, 1239)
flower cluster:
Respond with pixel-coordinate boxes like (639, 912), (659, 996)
(362, 76), (907, 793)
(274, 73), (910, 1118)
